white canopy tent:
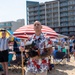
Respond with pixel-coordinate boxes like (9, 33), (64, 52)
(57, 34), (69, 39)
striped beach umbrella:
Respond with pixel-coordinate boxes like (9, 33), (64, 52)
(13, 24), (58, 39)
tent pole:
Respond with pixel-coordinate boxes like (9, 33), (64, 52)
(21, 51), (24, 75)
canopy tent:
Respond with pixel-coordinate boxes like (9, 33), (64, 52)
(13, 24), (58, 39)
(57, 34), (69, 39)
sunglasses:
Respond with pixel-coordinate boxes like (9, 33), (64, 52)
(34, 23), (41, 27)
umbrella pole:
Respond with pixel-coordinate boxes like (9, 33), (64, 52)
(21, 51), (24, 75)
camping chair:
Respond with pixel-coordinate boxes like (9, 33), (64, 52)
(53, 52), (66, 65)
(8, 51), (28, 74)
(8, 52), (22, 73)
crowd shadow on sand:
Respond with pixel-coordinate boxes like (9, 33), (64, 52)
(55, 64), (75, 71)
(47, 63), (75, 75)
(0, 68), (68, 75)
(0, 68), (71, 75)
(48, 69), (68, 75)
(0, 63), (75, 75)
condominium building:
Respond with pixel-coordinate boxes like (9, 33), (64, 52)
(0, 19), (25, 32)
(26, 0), (75, 36)
(26, 1), (40, 24)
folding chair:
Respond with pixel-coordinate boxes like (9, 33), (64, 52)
(53, 52), (66, 65)
(8, 53), (22, 73)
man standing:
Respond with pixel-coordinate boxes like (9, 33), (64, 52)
(0, 30), (9, 75)
(25, 21), (52, 75)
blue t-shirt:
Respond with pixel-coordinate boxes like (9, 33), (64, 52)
(53, 50), (58, 58)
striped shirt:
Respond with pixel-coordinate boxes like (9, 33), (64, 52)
(0, 38), (9, 51)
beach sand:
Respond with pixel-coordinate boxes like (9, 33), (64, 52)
(0, 56), (75, 75)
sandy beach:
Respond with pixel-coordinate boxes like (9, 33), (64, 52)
(0, 56), (75, 75)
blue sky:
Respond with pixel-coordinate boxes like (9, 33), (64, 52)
(0, 0), (54, 24)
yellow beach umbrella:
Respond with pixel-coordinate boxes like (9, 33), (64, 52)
(0, 28), (10, 38)
(0, 31), (10, 38)
(0, 29), (14, 41)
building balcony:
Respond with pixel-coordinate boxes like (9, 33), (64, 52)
(29, 8), (35, 12)
(29, 21), (34, 24)
(61, 32), (69, 35)
(60, 3), (68, 7)
(46, 11), (52, 14)
(60, 30), (68, 32)
(47, 16), (52, 19)
(60, 0), (68, 2)
(54, 29), (59, 32)
(40, 12), (45, 15)
(34, 8), (39, 11)
(47, 20), (52, 23)
(53, 4), (58, 8)
(68, 13), (75, 16)
(53, 10), (58, 13)
(40, 16), (45, 19)
(69, 32), (75, 35)
(41, 21), (45, 24)
(68, 2), (75, 6)
(60, 9), (68, 12)
(40, 7), (45, 10)
(53, 14), (58, 17)
(60, 19), (68, 22)
(46, 6), (52, 9)
(29, 18), (34, 21)
(34, 17), (39, 20)
(69, 29), (75, 31)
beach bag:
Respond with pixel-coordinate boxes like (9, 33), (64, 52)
(12, 54), (16, 60)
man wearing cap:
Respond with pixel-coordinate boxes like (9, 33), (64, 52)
(0, 30), (9, 75)
(25, 21), (52, 75)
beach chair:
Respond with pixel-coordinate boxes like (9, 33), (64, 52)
(53, 52), (66, 65)
(8, 52), (28, 74)
(8, 52), (22, 73)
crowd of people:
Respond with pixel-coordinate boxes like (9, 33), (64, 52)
(52, 36), (75, 62)
(0, 21), (75, 75)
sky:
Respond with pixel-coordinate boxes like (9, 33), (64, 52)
(0, 0), (54, 24)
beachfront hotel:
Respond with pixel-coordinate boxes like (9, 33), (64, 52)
(26, 0), (75, 36)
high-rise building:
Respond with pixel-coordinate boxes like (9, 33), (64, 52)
(26, 0), (75, 36)
(26, 1), (40, 24)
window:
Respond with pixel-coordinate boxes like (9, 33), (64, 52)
(60, 22), (68, 26)
(68, 1), (73, 5)
(61, 28), (68, 31)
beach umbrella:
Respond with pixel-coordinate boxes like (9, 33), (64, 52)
(13, 24), (58, 39)
(0, 29), (11, 38)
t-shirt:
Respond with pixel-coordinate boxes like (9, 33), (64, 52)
(69, 40), (73, 46)
(0, 38), (9, 51)
(58, 45), (62, 51)
(62, 48), (67, 54)
(53, 50), (58, 58)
